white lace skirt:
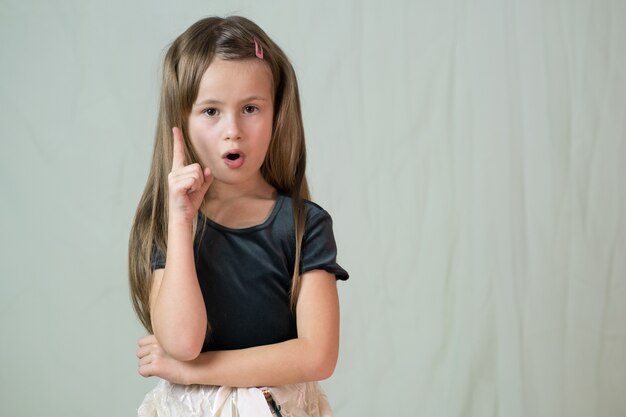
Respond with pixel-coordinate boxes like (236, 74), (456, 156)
(137, 379), (333, 417)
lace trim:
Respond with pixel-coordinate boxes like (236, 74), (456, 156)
(137, 379), (332, 417)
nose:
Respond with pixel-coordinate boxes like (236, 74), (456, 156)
(224, 113), (242, 141)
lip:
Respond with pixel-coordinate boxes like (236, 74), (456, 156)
(222, 149), (246, 169)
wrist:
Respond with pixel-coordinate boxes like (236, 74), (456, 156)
(183, 352), (213, 386)
(168, 215), (194, 230)
(182, 357), (199, 385)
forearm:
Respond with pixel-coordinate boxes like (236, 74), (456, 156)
(183, 271), (340, 387)
(151, 218), (207, 360)
(185, 337), (337, 387)
(137, 271), (341, 387)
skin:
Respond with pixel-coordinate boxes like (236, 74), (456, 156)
(138, 58), (340, 387)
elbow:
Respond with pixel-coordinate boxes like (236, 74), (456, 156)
(314, 362), (336, 381)
(153, 323), (206, 362)
(151, 312), (207, 361)
(163, 336), (203, 361)
(307, 346), (338, 381)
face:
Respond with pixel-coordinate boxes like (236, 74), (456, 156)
(187, 58), (274, 188)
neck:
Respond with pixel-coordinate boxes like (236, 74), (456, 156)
(205, 174), (276, 202)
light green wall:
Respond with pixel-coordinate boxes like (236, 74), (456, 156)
(1, 1), (625, 416)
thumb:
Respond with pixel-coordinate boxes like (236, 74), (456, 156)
(200, 167), (213, 193)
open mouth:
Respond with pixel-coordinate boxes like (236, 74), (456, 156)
(222, 150), (245, 168)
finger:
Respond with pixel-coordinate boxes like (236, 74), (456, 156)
(170, 162), (203, 177)
(171, 175), (203, 194)
(138, 364), (152, 378)
(137, 345), (153, 359)
(169, 164), (203, 184)
(171, 127), (187, 170)
(172, 165), (209, 192)
(138, 334), (157, 347)
(139, 354), (154, 366)
(200, 167), (213, 194)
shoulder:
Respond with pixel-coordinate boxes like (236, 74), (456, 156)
(279, 194), (332, 220)
(300, 199), (334, 242)
(303, 199), (332, 222)
(293, 197), (349, 280)
(275, 194), (333, 223)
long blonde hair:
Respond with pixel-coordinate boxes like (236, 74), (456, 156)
(128, 16), (309, 333)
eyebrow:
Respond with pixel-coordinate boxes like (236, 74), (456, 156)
(193, 96), (269, 107)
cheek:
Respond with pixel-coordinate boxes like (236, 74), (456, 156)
(257, 126), (273, 155)
(188, 132), (218, 167)
(259, 115), (274, 143)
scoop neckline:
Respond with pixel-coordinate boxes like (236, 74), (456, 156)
(198, 193), (286, 233)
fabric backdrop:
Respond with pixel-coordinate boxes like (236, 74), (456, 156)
(1, 0), (624, 416)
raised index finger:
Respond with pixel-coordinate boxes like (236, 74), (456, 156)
(171, 127), (187, 170)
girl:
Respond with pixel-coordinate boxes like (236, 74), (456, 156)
(128, 16), (349, 417)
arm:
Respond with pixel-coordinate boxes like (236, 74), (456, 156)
(150, 127), (212, 361)
(138, 269), (340, 386)
(149, 221), (206, 361)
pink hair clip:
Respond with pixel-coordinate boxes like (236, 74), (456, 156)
(254, 38), (264, 59)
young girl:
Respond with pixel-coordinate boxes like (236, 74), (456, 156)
(128, 16), (348, 417)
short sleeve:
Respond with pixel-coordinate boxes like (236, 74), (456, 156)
(300, 207), (349, 281)
(150, 244), (166, 270)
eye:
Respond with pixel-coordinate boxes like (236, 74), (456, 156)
(243, 105), (258, 114)
(203, 108), (218, 117)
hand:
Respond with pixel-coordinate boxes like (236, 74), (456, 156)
(137, 334), (190, 385)
(168, 127), (212, 223)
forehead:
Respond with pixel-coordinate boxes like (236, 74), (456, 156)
(195, 58), (273, 103)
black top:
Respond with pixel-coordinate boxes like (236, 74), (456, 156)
(151, 194), (349, 351)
